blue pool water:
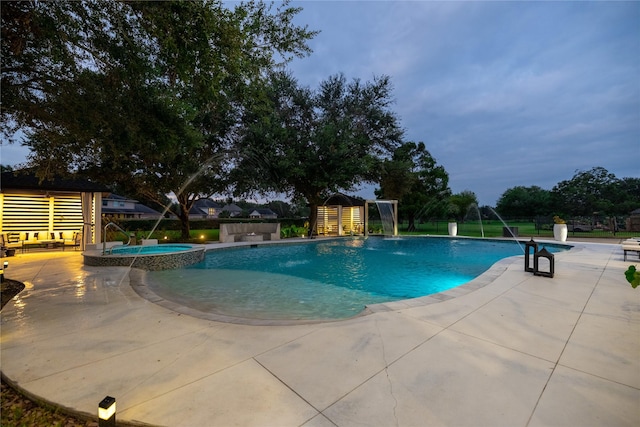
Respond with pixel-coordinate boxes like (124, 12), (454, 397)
(146, 237), (566, 321)
(109, 244), (193, 255)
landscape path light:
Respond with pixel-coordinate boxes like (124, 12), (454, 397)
(98, 396), (116, 427)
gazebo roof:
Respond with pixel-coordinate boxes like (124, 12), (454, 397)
(0, 170), (110, 193)
(323, 193), (365, 207)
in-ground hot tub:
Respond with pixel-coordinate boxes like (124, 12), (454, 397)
(83, 244), (205, 270)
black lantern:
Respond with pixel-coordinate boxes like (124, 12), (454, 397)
(534, 247), (554, 278)
(524, 239), (538, 272)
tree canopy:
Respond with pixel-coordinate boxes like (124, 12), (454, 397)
(496, 167), (639, 219)
(495, 186), (551, 219)
(234, 71), (404, 232)
(375, 141), (450, 231)
(448, 191), (479, 222)
(551, 167), (639, 217)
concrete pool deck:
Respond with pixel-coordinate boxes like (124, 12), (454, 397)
(1, 240), (638, 426)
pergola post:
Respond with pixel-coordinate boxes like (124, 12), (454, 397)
(364, 202), (369, 237)
(94, 192), (103, 245)
(393, 200), (398, 236)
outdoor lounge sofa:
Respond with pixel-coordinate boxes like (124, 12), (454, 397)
(622, 238), (640, 261)
(1, 231), (81, 253)
(219, 223), (281, 243)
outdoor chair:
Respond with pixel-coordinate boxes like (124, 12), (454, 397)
(63, 232), (82, 251)
(1, 233), (22, 253)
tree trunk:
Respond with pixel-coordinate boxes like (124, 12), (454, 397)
(177, 195), (191, 240)
(179, 212), (190, 240)
(407, 213), (416, 232)
(308, 202), (318, 237)
(305, 192), (324, 238)
(178, 209), (191, 239)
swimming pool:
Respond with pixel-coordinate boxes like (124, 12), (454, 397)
(145, 237), (567, 322)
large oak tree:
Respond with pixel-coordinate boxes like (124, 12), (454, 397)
(234, 71), (404, 233)
(2, 0), (316, 237)
(551, 167), (640, 217)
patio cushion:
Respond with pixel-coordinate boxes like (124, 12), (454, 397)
(20, 231), (51, 243)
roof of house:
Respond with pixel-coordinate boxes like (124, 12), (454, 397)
(104, 194), (138, 203)
(251, 208), (277, 216)
(101, 205), (162, 215)
(102, 204), (162, 215)
(193, 199), (222, 208)
(189, 198), (222, 215)
(323, 193), (366, 207)
(1, 170), (110, 193)
(136, 204), (164, 215)
(221, 204), (242, 212)
(102, 194), (163, 216)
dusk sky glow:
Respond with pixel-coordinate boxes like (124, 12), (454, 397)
(285, 0), (640, 205)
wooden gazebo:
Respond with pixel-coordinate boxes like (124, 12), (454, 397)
(0, 170), (110, 250)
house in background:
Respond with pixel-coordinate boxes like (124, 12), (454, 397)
(220, 203), (243, 217)
(189, 198), (222, 219)
(0, 170), (109, 249)
(102, 194), (164, 220)
(249, 208), (278, 219)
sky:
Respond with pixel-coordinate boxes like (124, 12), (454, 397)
(1, 1), (639, 206)
(284, 0), (640, 205)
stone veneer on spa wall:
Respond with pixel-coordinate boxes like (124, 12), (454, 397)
(83, 246), (205, 270)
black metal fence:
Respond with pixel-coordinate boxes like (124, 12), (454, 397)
(394, 215), (638, 239)
(532, 215), (636, 238)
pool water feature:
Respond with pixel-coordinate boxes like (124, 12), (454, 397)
(375, 200), (396, 236)
(145, 237), (567, 321)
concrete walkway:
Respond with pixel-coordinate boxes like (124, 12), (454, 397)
(1, 241), (638, 426)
